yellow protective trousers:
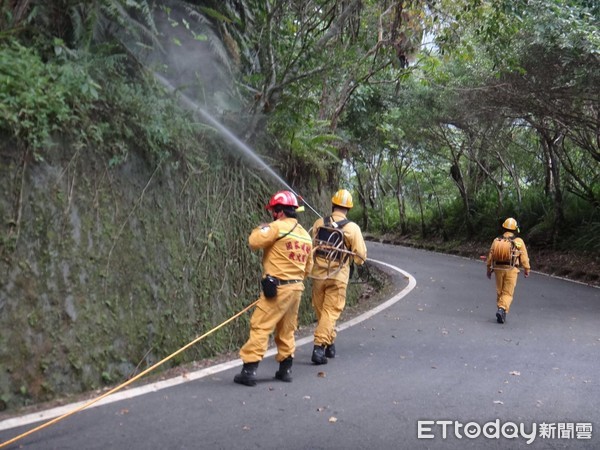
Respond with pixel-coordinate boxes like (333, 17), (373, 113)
(239, 285), (303, 363)
(312, 278), (347, 346)
(494, 267), (520, 313)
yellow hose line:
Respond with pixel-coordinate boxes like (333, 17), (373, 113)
(0, 299), (259, 449)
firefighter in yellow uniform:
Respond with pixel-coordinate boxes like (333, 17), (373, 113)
(234, 190), (313, 386)
(309, 189), (367, 364)
(486, 217), (531, 324)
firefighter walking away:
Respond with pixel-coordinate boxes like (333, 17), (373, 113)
(486, 217), (531, 324)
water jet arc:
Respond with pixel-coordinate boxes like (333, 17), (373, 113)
(153, 73), (322, 218)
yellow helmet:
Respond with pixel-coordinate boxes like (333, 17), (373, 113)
(502, 217), (519, 231)
(332, 189), (353, 209)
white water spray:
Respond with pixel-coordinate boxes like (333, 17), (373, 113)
(154, 73), (322, 218)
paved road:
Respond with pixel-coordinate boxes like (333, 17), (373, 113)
(1, 242), (599, 449)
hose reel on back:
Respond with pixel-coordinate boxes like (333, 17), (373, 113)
(310, 217), (370, 283)
(490, 235), (521, 271)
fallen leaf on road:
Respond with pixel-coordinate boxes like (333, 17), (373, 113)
(318, 371), (326, 377)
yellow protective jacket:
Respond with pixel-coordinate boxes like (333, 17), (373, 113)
(486, 231), (531, 271)
(249, 217), (313, 280)
(309, 211), (367, 284)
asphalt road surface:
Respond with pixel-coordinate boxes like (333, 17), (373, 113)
(1, 242), (599, 449)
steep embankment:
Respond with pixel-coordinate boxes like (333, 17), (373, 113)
(0, 144), (323, 411)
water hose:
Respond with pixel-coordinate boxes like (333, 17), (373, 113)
(309, 245), (369, 282)
(0, 299), (259, 449)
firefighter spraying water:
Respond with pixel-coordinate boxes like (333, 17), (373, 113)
(1, 78), (370, 446)
(234, 190), (313, 386)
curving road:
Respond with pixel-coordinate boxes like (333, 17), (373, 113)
(1, 242), (599, 449)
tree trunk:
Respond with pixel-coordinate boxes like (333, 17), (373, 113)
(450, 162), (474, 237)
(413, 173), (426, 238)
(353, 162), (369, 231)
(538, 126), (565, 248)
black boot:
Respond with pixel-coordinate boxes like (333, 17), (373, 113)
(496, 308), (506, 324)
(311, 345), (328, 365)
(234, 362), (259, 386)
(275, 356), (293, 382)
(325, 343), (336, 359)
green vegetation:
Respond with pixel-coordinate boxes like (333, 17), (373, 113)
(0, 0), (598, 410)
(0, 39), (203, 165)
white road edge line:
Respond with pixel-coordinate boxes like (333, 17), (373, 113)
(0, 258), (415, 432)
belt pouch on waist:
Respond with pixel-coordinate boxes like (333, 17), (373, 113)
(261, 275), (278, 298)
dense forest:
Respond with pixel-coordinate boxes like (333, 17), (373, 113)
(1, 0), (598, 410)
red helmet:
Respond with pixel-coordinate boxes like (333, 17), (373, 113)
(265, 190), (299, 210)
